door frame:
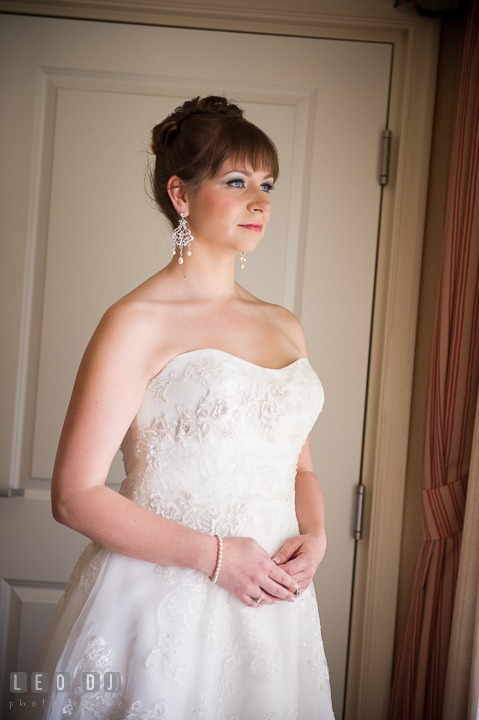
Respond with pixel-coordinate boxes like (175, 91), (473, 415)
(0, 2), (441, 718)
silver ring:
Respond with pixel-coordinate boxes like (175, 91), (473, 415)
(253, 589), (264, 604)
(294, 588), (300, 597)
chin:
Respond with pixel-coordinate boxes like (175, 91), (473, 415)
(236, 234), (263, 254)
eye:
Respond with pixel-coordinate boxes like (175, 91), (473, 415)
(227, 179), (245, 188)
(260, 182), (274, 193)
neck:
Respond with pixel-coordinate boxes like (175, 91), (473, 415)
(163, 243), (241, 301)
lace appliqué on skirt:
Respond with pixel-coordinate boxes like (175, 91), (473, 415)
(61, 622), (166, 719)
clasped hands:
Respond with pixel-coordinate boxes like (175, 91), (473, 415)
(217, 532), (326, 608)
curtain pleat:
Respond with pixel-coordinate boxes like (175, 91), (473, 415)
(388, 1), (479, 717)
(443, 391), (479, 719)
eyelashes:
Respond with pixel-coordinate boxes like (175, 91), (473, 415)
(226, 179), (275, 193)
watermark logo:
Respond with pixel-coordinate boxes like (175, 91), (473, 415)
(8, 672), (123, 714)
(10, 672), (121, 694)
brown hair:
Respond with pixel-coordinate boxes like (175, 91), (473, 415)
(149, 95), (279, 228)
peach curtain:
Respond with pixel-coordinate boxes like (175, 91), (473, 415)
(388, 1), (479, 718)
(443, 388), (479, 719)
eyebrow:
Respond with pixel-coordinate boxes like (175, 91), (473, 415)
(224, 168), (274, 180)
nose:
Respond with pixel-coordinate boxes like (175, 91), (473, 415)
(248, 186), (271, 214)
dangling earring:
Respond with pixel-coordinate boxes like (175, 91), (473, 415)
(171, 212), (194, 265)
(239, 252), (246, 270)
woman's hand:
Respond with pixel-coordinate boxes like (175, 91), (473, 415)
(216, 537), (299, 607)
(271, 531), (327, 595)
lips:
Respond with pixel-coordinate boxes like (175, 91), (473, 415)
(239, 224), (263, 232)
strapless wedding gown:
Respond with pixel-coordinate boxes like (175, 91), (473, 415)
(13, 349), (335, 720)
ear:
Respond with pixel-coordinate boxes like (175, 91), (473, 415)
(167, 176), (189, 217)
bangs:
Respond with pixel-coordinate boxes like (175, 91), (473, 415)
(150, 95), (280, 228)
(199, 118), (279, 183)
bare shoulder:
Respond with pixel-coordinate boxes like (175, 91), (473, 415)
(83, 289), (168, 382)
(95, 296), (157, 348)
(252, 297), (308, 357)
(101, 294), (157, 332)
(235, 283), (308, 356)
(268, 304), (307, 350)
(98, 270), (176, 338)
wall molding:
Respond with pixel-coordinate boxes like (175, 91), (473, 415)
(0, 0), (419, 32)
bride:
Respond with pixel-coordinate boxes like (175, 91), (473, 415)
(12, 95), (335, 719)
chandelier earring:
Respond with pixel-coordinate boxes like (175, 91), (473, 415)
(239, 252), (246, 270)
(171, 212), (194, 265)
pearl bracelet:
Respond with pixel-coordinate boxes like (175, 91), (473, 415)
(208, 535), (223, 583)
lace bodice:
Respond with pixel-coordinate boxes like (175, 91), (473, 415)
(118, 348), (324, 555)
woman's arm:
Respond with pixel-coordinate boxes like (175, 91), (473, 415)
(271, 439), (327, 593)
(51, 301), (298, 606)
(265, 306), (327, 591)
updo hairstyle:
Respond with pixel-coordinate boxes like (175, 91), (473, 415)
(149, 95), (279, 228)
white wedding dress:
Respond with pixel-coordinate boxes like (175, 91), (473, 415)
(13, 349), (335, 720)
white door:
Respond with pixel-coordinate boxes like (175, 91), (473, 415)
(0, 14), (392, 718)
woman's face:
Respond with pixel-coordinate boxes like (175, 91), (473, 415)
(185, 155), (274, 255)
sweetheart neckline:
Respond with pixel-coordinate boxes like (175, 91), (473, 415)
(148, 348), (310, 382)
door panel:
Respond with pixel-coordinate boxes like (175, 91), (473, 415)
(0, 14), (392, 717)
(31, 83), (303, 480)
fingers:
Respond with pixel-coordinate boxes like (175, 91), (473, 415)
(252, 551), (299, 596)
(272, 537), (303, 566)
(261, 590), (281, 605)
(239, 565), (299, 606)
(217, 536), (307, 607)
(261, 576), (297, 600)
(242, 590), (272, 608)
(243, 588), (293, 608)
(253, 589), (278, 607)
(282, 552), (317, 581)
(246, 560), (298, 601)
(249, 589), (265, 607)
(268, 562), (300, 593)
(247, 559), (300, 604)
(279, 557), (304, 577)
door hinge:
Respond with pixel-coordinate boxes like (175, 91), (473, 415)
(380, 129), (391, 186)
(353, 484), (365, 540)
